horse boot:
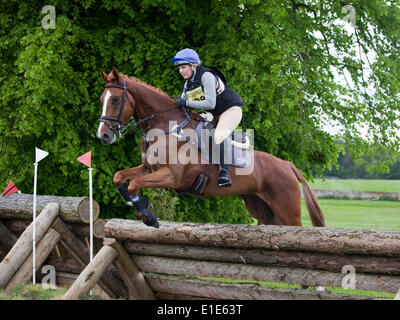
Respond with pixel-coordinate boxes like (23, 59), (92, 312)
(117, 184), (159, 228)
(217, 140), (232, 187)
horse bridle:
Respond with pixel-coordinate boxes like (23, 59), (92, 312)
(99, 79), (137, 138)
(99, 78), (203, 139)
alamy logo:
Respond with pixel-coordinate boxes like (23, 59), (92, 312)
(341, 265), (356, 289)
(41, 265), (56, 289)
(341, 5), (356, 27)
(41, 5), (56, 30)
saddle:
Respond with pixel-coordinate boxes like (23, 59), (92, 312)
(171, 113), (251, 196)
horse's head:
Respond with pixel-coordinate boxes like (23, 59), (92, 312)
(97, 67), (135, 144)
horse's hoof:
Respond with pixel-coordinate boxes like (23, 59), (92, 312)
(143, 213), (159, 228)
(145, 216), (160, 228)
(136, 209), (159, 228)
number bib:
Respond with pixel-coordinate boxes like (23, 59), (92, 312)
(186, 86), (206, 101)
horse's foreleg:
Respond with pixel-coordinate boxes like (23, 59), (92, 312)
(113, 164), (149, 186)
(127, 166), (176, 196)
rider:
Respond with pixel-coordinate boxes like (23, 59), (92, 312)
(171, 48), (245, 187)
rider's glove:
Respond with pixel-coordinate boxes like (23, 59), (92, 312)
(176, 98), (187, 109)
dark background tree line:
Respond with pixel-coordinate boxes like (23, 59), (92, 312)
(0, 0), (399, 223)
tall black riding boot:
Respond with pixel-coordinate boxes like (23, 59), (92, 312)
(217, 140), (232, 187)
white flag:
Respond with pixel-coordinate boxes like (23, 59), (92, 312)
(35, 147), (49, 163)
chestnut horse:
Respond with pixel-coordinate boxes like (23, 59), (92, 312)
(97, 67), (325, 228)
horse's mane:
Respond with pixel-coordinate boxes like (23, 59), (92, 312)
(120, 74), (174, 102)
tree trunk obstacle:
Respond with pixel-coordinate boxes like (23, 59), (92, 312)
(103, 219), (400, 300)
(0, 193), (100, 223)
(1, 197), (400, 300)
(0, 195), (128, 299)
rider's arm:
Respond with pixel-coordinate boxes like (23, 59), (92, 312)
(185, 72), (217, 110)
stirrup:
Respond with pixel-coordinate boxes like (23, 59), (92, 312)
(217, 168), (232, 187)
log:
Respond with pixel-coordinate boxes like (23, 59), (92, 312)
(45, 256), (120, 279)
(46, 272), (110, 299)
(45, 256), (83, 274)
(0, 202), (59, 288)
(132, 255), (400, 293)
(51, 218), (128, 298)
(0, 220), (18, 250)
(6, 228), (61, 290)
(0, 242), (8, 262)
(70, 219), (106, 239)
(5, 219), (106, 239)
(105, 219), (400, 257)
(53, 241), (75, 260)
(124, 242), (400, 275)
(144, 274), (376, 300)
(3, 219), (31, 236)
(55, 239), (117, 298)
(0, 193), (99, 223)
(61, 245), (118, 300)
(109, 240), (155, 300)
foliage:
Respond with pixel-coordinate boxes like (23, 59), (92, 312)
(1, 0), (399, 223)
(324, 141), (400, 179)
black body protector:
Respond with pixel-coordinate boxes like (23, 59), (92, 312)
(184, 65), (244, 116)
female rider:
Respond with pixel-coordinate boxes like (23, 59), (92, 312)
(171, 48), (245, 187)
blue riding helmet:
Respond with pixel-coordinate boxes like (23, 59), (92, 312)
(171, 48), (201, 66)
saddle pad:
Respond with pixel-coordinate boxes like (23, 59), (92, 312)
(194, 121), (251, 168)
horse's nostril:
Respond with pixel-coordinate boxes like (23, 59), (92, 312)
(103, 133), (109, 140)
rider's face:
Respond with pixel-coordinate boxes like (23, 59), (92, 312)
(178, 64), (194, 80)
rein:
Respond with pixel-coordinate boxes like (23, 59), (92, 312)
(99, 79), (204, 139)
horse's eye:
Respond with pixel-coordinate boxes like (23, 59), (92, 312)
(112, 97), (120, 104)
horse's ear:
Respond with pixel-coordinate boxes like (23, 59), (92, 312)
(100, 69), (108, 83)
(111, 67), (120, 82)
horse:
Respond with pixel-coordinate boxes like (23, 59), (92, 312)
(96, 67), (325, 228)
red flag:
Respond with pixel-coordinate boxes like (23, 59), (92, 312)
(77, 150), (92, 168)
(2, 180), (19, 197)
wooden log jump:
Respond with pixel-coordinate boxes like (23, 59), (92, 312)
(97, 219), (400, 300)
(0, 195), (128, 299)
(0, 202), (60, 288)
(0, 193), (100, 223)
(2, 202), (400, 300)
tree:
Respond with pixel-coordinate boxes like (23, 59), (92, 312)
(0, 0), (399, 222)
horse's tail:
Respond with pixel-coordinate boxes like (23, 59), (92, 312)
(287, 162), (325, 227)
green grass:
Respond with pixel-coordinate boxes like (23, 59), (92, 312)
(301, 199), (400, 231)
(309, 179), (400, 193)
(0, 283), (67, 300)
(0, 283), (109, 300)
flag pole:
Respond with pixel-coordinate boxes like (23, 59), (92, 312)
(32, 162), (38, 284)
(89, 167), (93, 263)
(77, 150), (93, 296)
(89, 166), (93, 296)
(32, 147), (48, 285)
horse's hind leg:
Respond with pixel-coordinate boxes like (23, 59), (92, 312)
(241, 195), (281, 225)
(257, 190), (302, 226)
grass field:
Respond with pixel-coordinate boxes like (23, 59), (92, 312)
(301, 199), (400, 231)
(301, 179), (400, 231)
(309, 179), (400, 192)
